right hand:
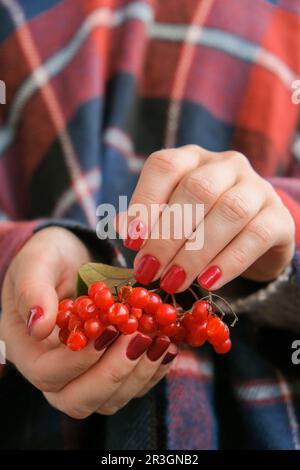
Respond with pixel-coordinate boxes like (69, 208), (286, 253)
(0, 227), (177, 418)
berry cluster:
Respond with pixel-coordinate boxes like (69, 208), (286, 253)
(56, 281), (232, 353)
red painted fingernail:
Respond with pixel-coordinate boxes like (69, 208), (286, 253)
(126, 333), (152, 360)
(160, 265), (186, 294)
(198, 266), (221, 289)
(94, 328), (119, 351)
(147, 336), (170, 361)
(124, 219), (147, 251)
(162, 351), (178, 365)
(27, 306), (44, 334)
(134, 255), (160, 285)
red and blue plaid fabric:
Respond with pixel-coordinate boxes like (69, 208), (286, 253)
(1, 0), (300, 450)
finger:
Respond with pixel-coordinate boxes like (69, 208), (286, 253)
(29, 327), (120, 392)
(133, 160), (238, 286)
(123, 146), (211, 251)
(197, 204), (292, 290)
(159, 180), (266, 293)
(135, 344), (178, 398)
(97, 336), (173, 415)
(2, 303), (120, 392)
(11, 248), (60, 340)
(44, 333), (152, 419)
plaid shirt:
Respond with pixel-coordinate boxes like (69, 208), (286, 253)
(1, 0), (300, 450)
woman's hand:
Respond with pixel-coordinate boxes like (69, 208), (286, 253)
(0, 227), (176, 418)
(123, 146), (295, 293)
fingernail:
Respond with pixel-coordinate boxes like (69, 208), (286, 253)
(126, 333), (152, 360)
(162, 351), (178, 365)
(27, 306), (44, 334)
(147, 336), (170, 361)
(160, 265), (186, 294)
(94, 328), (119, 351)
(124, 219), (147, 251)
(198, 265), (221, 290)
(134, 255), (160, 285)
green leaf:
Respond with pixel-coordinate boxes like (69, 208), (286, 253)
(76, 262), (135, 296)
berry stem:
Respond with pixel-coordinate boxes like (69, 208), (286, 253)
(187, 287), (199, 301)
(171, 294), (177, 308)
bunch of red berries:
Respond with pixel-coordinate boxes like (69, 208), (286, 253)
(56, 281), (232, 353)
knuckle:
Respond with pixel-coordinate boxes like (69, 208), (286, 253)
(147, 150), (179, 174)
(181, 174), (216, 202)
(43, 393), (92, 420)
(227, 150), (250, 167)
(229, 247), (247, 267)
(220, 193), (250, 222)
(64, 405), (91, 420)
(98, 404), (119, 416)
(247, 222), (273, 244)
(107, 368), (130, 386)
(29, 373), (59, 393)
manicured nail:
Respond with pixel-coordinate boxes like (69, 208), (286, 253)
(198, 266), (221, 290)
(94, 328), (119, 351)
(27, 306), (44, 334)
(126, 333), (152, 360)
(160, 265), (186, 294)
(124, 219), (147, 251)
(162, 351), (178, 365)
(134, 255), (160, 285)
(147, 336), (170, 361)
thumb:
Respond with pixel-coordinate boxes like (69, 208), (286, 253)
(14, 263), (59, 340)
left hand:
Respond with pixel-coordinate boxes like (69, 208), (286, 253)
(122, 145), (295, 293)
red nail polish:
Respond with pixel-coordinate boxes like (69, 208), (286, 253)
(160, 265), (186, 294)
(147, 336), (170, 361)
(124, 219), (147, 251)
(162, 351), (178, 365)
(134, 255), (160, 285)
(27, 306), (43, 334)
(198, 266), (221, 289)
(126, 333), (152, 360)
(94, 328), (119, 351)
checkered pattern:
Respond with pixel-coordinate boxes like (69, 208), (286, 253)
(1, 0), (300, 450)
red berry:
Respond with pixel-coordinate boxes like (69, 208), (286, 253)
(94, 288), (114, 310)
(98, 310), (111, 327)
(186, 322), (207, 347)
(59, 328), (69, 345)
(119, 316), (139, 335)
(73, 296), (89, 315)
(155, 304), (177, 326)
(67, 330), (87, 351)
(68, 313), (83, 332)
(76, 297), (98, 321)
(107, 302), (130, 325)
(171, 325), (186, 343)
(88, 281), (107, 299)
(127, 287), (150, 309)
(181, 312), (195, 330)
(84, 318), (104, 340)
(213, 338), (232, 354)
(138, 314), (158, 334)
(58, 298), (74, 312)
(159, 322), (181, 337)
(192, 300), (210, 323)
(144, 293), (162, 315)
(207, 317), (229, 345)
(131, 307), (143, 319)
(56, 309), (72, 329)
